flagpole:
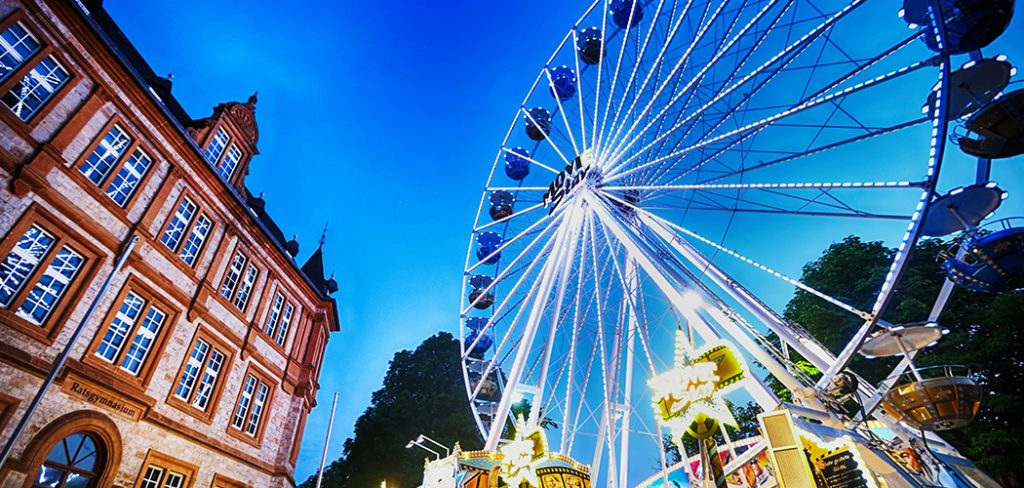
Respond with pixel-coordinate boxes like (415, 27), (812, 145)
(315, 391), (339, 488)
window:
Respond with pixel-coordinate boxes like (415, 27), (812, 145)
(92, 287), (168, 378)
(139, 466), (184, 488)
(203, 127), (230, 164)
(217, 144), (241, 180)
(160, 196), (213, 267)
(229, 369), (273, 442)
(77, 122), (154, 207)
(220, 250), (258, 312)
(0, 223), (84, 326)
(171, 334), (228, 415)
(160, 198), (196, 251)
(134, 451), (196, 488)
(263, 291), (294, 347)
(0, 21), (41, 82)
(2, 54), (69, 121)
(33, 433), (104, 488)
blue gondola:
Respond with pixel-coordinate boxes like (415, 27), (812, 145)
(468, 290), (495, 309)
(504, 147), (531, 180)
(469, 274), (494, 290)
(465, 316), (488, 331)
(942, 224), (1024, 293)
(525, 107), (551, 141)
(549, 66), (577, 101)
(467, 330), (494, 358)
(490, 190), (515, 220)
(901, 0), (1014, 54)
(611, 0), (644, 29)
(476, 231), (502, 264)
(577, 27), (604, 65)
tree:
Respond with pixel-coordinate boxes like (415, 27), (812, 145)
(300, 332), (483, 488)
(782, 236), (1024, 486)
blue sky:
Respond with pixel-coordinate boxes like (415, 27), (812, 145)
(104, 0), (1024, 482)
(103, 0), (594, 480)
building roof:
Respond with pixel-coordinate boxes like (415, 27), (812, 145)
(73, 0), (337, 309)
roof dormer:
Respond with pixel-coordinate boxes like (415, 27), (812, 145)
(186, 93), (260, 192)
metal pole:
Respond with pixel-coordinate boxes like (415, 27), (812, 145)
(315, 392), (339, 488)
(0, 235), (138, 469)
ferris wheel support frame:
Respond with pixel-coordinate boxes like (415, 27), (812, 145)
(586, 194), (786, 409)
(483, 203), (585, 450)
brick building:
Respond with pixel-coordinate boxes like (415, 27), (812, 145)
(0, 0), (339, 487)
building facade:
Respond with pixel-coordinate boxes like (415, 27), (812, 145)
(0, 0), (339, 487)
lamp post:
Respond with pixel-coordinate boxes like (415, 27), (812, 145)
(416, 435), (451, 457)
(405, 439), (440, 460)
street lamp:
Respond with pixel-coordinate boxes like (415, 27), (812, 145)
(405, 438), (440, 460)
(415, 434), (451, 457)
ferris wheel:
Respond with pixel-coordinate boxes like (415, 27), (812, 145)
(458, 0), (1020, 485)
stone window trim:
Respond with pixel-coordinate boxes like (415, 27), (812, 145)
(69, 115), (159, 210)
(133, 449), (198, 488)
(0, 392), (18, 434)
(14, 410), (122, 488)
(210, 473), (251, 488)
(166, 326), (236, 424)
(156, 189), (216, 273)
(215, 239), (264, 320)
(226, 363), (275, 448)
(201, 120), (248, 185)
(0, 204), (100, 345)
(0, 10), (75, 128)
(257, 279), (300, 352)
(82, 275), (179, 389)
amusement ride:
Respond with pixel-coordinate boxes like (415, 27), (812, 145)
(435, 0), (1021, 485)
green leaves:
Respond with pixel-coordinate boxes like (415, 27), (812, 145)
(782, 235), (1024, 484)
(301, 332), (483, 488)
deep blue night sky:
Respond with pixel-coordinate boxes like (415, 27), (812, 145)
(102, 0), (1024, 482)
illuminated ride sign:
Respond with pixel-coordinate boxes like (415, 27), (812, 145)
(542, 150), (595, 214)
(649, 328), (748, 442)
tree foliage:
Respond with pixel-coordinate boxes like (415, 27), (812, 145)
(300, 332), (482, 488)
(781, 236), (1024, 485)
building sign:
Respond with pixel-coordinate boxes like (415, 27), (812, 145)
(801, 434), (878, 488)
(649, 328), (747, 442)
(61, 373), (145, 421)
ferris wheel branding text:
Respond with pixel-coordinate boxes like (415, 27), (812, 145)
(543, 155), (592, 214)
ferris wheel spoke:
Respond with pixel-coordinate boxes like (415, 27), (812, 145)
(605, 0), (882, 181)
(603, 179), (924, 192)
(600, 0), (684, 154)
(528, 204), (586, 428)
(603, 0), (801, 171)
(462, 220), (561, 320)
(661, 186), (914, 219)
(605, 0), (756, 162)
(590, 0), (612, 154)
(485, 201), (588, 449)
(607, 55), (934, 184)
(630, 202), (872, 319)
(502, 145), (563, 175)
(544, 68), (583, 157)
(572, 30), (590, 152)
(641, 30), (926, 186)
(473, 202), (548, 232)
(698, 116), (930, 184)
(594, 2), (641, 158)
(466, 205), (569, 274)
